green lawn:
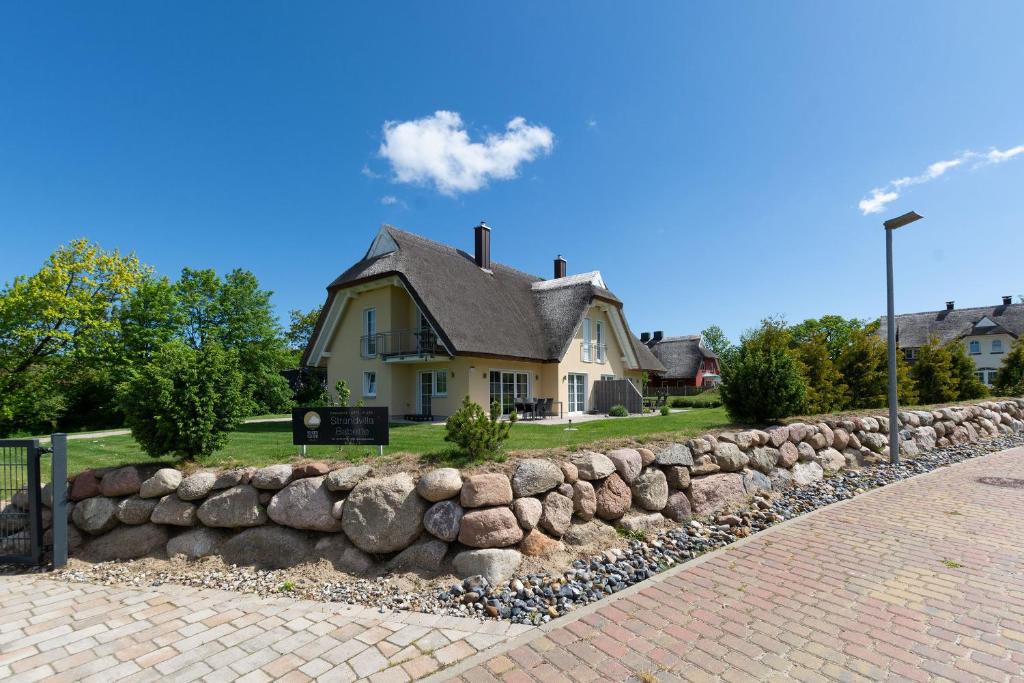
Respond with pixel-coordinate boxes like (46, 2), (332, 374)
(45, 407), (734, 477)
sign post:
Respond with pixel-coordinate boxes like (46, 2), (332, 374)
(292, 407), (389, 448)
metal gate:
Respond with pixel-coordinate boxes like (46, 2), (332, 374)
(0, 439), (44, 565)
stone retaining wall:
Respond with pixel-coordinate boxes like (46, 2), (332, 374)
(5, 399), (1022, 584)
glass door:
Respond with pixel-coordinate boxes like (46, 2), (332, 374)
(568, 373), (586, 413)
(419, 371), (433, 416)
(489, 370), (531, 415)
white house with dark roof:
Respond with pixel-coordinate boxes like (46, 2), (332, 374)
(303, 223), (664, 419)
(878, 296), (1023, 386)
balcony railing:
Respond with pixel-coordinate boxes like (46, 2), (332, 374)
(361, 330), (444, 359)
(581, 342), (607, 364)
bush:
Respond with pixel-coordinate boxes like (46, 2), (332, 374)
(720, 319), (807, 423)
(838, 329), (917, 408)
(659, 405), (670, 416)
(911, 336), (959, 405)
(608, 404), (628, 417)
(995, 338), (1024, 396)
(118, 341), (246, 459)
(667, 389), (722, 409)
(444, 397), (515, 461)
(948, 341), (988, 400)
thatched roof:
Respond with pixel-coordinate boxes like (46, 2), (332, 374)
(647, 335), (717, 380)
(878, 302), (1024, 347)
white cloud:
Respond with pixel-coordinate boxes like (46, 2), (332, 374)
(380, 195), (398, 205)
(586, 119), (598, 129)
(361, 164), (381, 179)
(378, 111), (554, 195)
(859, 144), (1024, 214)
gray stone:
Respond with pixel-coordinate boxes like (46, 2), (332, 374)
(151, 495), (197, 527)
(331, 499), (344, 520)
(663, 492), (693, 522)
(539, 492), (574, 537)
(222, 525), (311, 569)
(81, 524), (169, 562)
(139, 469), (182, 498)
(452, 549), (522, 585)
(562, 519), (618, 546)
(791, 461), (824, 486)
(326, 465), (372, 492)
(98, 467), (141, 497)
(72, 496), (118, 535)
(166, 527), (229, 559)
(251, 464), (293, 490)
(768, 467), (795, 491)
(617, 512), (666, 534)
(512, 497), (543, 530)
(458, 507), (523, 548)
(631, 468), (669, 511)
(557, 483), (574, 498)
(212, 468), (254, 490)
(797, 442), (817, 462)
(176, 472), (217, 501)
(196, 485), (267, 528)
(687, 473), (747, 517)
(511, 459), (564, 497)
(655, 443), (694, 466)
(0, 504), (26, 532)
(742, 469), (772, 494)
(606, 449), (643, 484)
(571, 481), (597, 521)
(314, 534), (374, 574)
(460, 473), (513, 507)
(748, 447), (780, 475)
(416, 468), (463, 502)
(342, 473), (427, 554)
(389, 538), (448, 574)
(814, 447), (846, 473)
(665, 465), (691, 490)
(687, 437), (712, 455)
(569, 451), (616, 480)
(116, 496), (158, 525)
(268, 476), (343, 532)
(712, 443), (748, 472)
(860, 432), (887, 453)
(424, 500), (463, 542)
(765, 427), (789, 448)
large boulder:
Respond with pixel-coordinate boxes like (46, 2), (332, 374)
(748, 447), (780, 475)
(268, 476), (343, 532)
(81, 524), (169, 562)
(0, 503), (25, 532)
(765, 427), (789, 448)
(663, 492), (693, 522)
(98, 467), (141, 497)
(389, 538), (449, 574)
(452, 548), (522, 584)
(222, 525), (311, 569)
(176, 472), (217, 501)
(458, 507), (523, 548)
(166, 527), (229, 559)
(460, 473), (513, 508)
(510, 459), (564, 497)
(562, 520), (618, 546)
(711, 443), (748, 472)
(423, 500), (463, 542)
(313, 535), (374, 574)
(768, 467), (795, 491)
(251, 464), (293, 490)
(797, 442), (817, 462)
(742, 469), (772, 494)
(69, 470), (101, 501)
(519, 529), (562, 557)
(559, 461), (579, 484)
(655, 443), (694, 467)
(631, 469), (669, 511)
(538, 492), (574, 537)
(687, 473), (747, 517)
(572, 481), (597, 521)
(860, 432), (887, 453)
(513, 497), (542, 530)
(832, 429), (850, 451)
(116, 496), (158, 525)
(196, 485), (267, 528)
(139, 469), (182, 498)
(212, 468), (255, 490)
(791, 461), (824, 486)
(342, 473), (427, 554)
(569, 451), (616, 480)
(664, 466), (691, 490)
(606, 449), (643, 484)
(325, 465), (372, 492)
(595, 473), (631, 521)
(778, 442), (799, 468)
(151, 496), (197, 527)
(293, 462), (330, 478)
(416, 468), (463, 502)
(618, 512), (667, 534)
(72, 496), (118, 535)
(814, 448), (846, 473)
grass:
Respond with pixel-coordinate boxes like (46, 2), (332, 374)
(666, 389), (722, 409)
(941, 559), (964, 569)
(37, 406), (734, 478)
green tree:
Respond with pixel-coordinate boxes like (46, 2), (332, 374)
(947, 340), (987, 400)
(838, 329), (917, 408)
(911, 337), (958, 404)
(994, 338), (1024, 396)
(719, 318), (807, 423)
(789, 315), (866, 361)
(287, 307), (321, 352)
(118, 341), (246, 459)
(700, 325), (733, 359)
(444, 397), (516, 461)
(793, 332), (847, 414)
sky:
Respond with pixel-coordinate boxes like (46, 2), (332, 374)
(2, 2), (1023, 343)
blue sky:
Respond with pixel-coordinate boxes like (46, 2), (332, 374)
(2, 2), (1022, 342)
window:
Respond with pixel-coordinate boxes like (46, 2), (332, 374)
(988, 370), (1000, 385)
(581, 318), (592, 362)
(600, 374), (615, 382)
(362, 308), (377, 357)
(595, 321), (605, 363)
(433, 370), (448, 396)
(975, 371), (986, 384)
(362, 371), (377, 397)
(968, 340), (980, 355)
(992, 340), (1004, 354)
(904, 348), (917, 362)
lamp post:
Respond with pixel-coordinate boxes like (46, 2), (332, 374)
(883, 210), (923, 465)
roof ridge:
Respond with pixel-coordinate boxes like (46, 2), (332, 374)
(893, 301), (1023, 317)
(384, 224), (542, 283)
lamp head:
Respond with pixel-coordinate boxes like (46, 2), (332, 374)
(883, 211), (923, 230)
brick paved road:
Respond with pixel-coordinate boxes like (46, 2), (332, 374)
(0, 577), (532, 682)
(446, 446), (1024, 682)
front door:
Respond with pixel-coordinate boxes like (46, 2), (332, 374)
(419, 371), (433, 416)
(568, 373), (586, 413)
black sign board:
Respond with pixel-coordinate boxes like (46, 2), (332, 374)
(292, 407), (389, 446)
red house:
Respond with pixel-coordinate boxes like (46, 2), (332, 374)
(641, 332), (720, 391)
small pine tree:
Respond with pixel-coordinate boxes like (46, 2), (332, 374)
(444, 397), (516, 461)
(947, 340), (987, 400)
(719, 319), (807, 423)
(838, 330), (916, 408)
(911, 337), (959, 405)
(793, 332), (847, 414)
(994, 338), (1024, 396)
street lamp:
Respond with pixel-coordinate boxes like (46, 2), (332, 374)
(883, 210), (923, 465)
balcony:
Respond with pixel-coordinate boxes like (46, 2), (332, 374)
(361, 330), (447, 362)
(581, 342), (607, 364)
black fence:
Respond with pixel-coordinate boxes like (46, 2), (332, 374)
(0, 439), (43, 565)
(592, 379), (644, 414)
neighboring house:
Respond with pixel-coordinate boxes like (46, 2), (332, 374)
(302, 223), (665, 419)
(878, 297), (1024, 386)
(642, 333), (721, 391)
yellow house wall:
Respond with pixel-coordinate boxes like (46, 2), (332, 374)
(556, 304), (644, 413)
